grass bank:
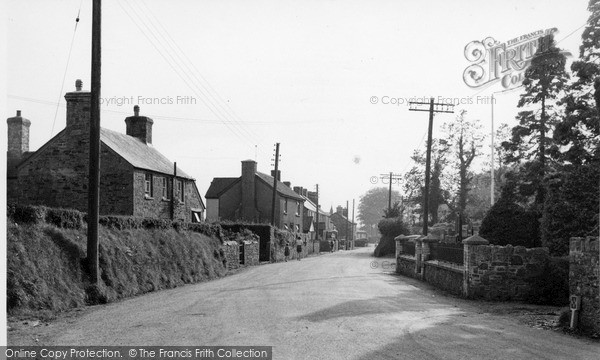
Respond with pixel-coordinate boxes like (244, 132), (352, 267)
(7, 220), (227, 319)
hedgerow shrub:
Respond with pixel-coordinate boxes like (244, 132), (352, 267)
(479, 183), (540, 247)
(524, 257), (569, 306)
(541, 164), (600, 256)
(374, 217), (409, 257)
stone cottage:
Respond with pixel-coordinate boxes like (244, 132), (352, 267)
(6, 80), (204, 222)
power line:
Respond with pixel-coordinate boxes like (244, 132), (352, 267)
(116, 1), (256, 150)
(50, 0), (83, 136)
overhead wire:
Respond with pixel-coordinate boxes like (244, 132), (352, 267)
(117, 0), (262, 152)
(50, 0), (83, 136)
(135, 0), (264, 146)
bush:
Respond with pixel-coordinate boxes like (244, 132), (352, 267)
(10, 204), (48, 225)
(524, 257), (569, 306)
(479, 183), (540, 247)
(374, 217), (409, 257)
(378, 217), (410, 238)
(541, 164), (600, 256)
(45, 208), (85, 229)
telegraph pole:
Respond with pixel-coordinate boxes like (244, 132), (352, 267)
(409, 98), (454, 236)
(171, 162), (177, 220)
(270, 143), (280, 226)
(87, 0), (101, 284)
(380, 172), (402, 213)
(315, 184), (319, 252)
(345, 200), (349, 250)
(351, 199), (355, 250)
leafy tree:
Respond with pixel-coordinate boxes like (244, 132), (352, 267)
(383, 201), (403, 219)
(357, 187), (402, 233)
(554, 0), (600, 164)
(441, 110), (485, 223)
(403, 139), (450, 226)
(502, 33), (570, 206)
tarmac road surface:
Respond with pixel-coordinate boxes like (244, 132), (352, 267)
(11, 247), (600, 359)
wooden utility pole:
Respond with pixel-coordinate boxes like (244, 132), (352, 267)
(345, 200), (349, 250)
(314, 184), (319, 252)
(270, 143), (280, 226)
(351, 198), (355, 249)
(409, 98), (454, 236)
(87, 0), (101, 284)
(380, 173), (402, 214)
(171, 162), (177, 220)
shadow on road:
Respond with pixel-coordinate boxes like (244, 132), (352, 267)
(296, 294), (456, 323)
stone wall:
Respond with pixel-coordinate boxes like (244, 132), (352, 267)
(222, 241), (239, 270)
(423, 261), (463, 296)
(465, 243), (549, 301)
(396, 255), (417, 278)
(396, 235), (552, 301)
(569, 237), (599, 333)
(243, 240), (260, 266)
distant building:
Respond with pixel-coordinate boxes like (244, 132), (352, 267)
(205, 160), (304, 231)
(330, 205), (357, 243)
(292, 186), (334, 240)
(7, 80), (204, 222)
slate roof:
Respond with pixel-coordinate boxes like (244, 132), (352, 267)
(101, 128), (192, 179)
(205, 177), (239, 198)
(205, 172), (305, 201)
(255, 172), (304, 200)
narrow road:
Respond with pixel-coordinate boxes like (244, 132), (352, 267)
(12, 247), (600, 359)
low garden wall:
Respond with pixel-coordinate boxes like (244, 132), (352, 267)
(569, 236), (599, 333)
(396, 255), (416, 278)
(395, 234), (552, 301)
(423, 261), (463, 296)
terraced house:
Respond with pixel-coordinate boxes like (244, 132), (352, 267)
(6, 80), (204, 222)
(205, 160), (304, 231)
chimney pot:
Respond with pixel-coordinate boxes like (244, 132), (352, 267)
(134, 105), (140, 116)
(75, 79), (82, 91)
(16, 110), (21, 117)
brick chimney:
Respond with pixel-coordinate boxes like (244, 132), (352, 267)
(7, 110), (31, 159)
(125, 105), (153, 144)
(64, 79), (91, 132)
(336, 205), (344, 215)
(270, 170), (281, 181)
(293, 186), (303, 195)
(283, 181), (291, 188)
(307, 191), (318, 205)
(241, 160), (257, 220)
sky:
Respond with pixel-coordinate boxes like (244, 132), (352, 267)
(4, 0), (592, 212)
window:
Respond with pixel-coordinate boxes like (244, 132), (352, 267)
(296, 201), (301, 216)
(191, 210), (202, 223)
(162, 177), (171, 200)
(144, 173), (153, 198)
(284, 198), (288, 214)
(295, 224), (300, 232)
(284, 223), (289, 231)
(178, 180), (184, 202)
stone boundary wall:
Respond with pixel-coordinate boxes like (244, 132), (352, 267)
(569, 237), (599, 333)
(464, 243), (548, 301)
(396, 234), (550, 300)
(423, 261), (463, 296)
(222, 241), (240, 270)
(396, 255), (417, 278)
(242, 240), (260, 266)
